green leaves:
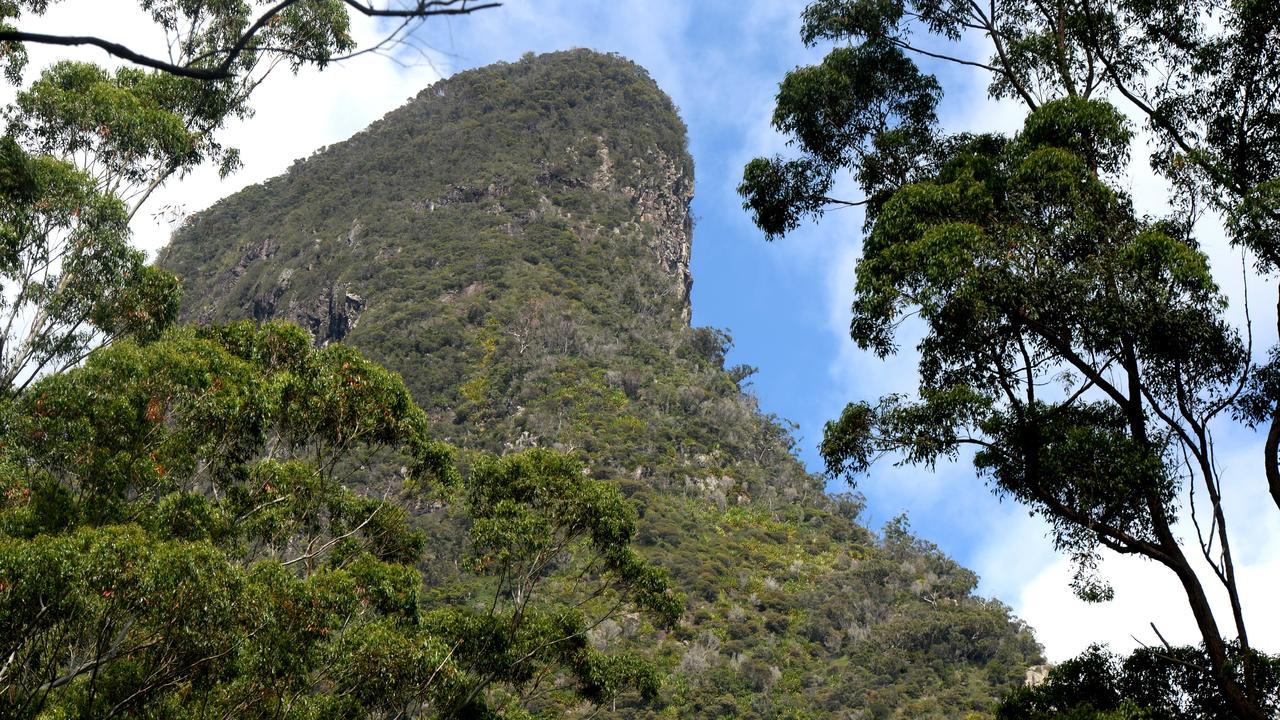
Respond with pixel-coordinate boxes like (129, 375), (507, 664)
(149, 46), (1048, 718)
(0, 525), (248, 716)
(0, 321), (681, 717)
(1018, 98), (1132, 176)
(740, 156), (834, 240)
(752, 4), (1280, 714)
(977, 402), (1174, 554)
(823, 94), (1243, 576)
(9, 62), (200, 183)
(800, 0), (907, 44)
(0, 134), (180, 392)
(998, 643), (1280, 719)
(0, 0), (461, 395)
(739, 36), (939, 239)
(792, 43), (937, 156)
(846, 97), (1239, 388)
(466, 448), (682, 627)
(820, 402), (878, 478)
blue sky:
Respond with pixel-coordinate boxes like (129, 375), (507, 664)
(8, 0), (1276, 662)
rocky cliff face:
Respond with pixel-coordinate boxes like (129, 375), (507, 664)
(163, 50), (695, 353)
(601, 140), (694, 321)
(159, 50), (1041, 719)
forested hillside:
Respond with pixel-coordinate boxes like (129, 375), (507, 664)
(159, 49), (1042, 718)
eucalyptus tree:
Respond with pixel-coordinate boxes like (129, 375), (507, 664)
(740, 1), (1280, 718)
(0, 0), (497, 392)
(0, 321), (679, 718)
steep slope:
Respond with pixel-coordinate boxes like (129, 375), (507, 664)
(159, 50), (1041, 718)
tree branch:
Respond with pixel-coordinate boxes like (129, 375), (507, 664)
(282, 502), (380, 567)
(340, 0), (502, 18)
(38, 629), (147, 693)
(0, 30), (234, 79)
(0, 0), (500, 80)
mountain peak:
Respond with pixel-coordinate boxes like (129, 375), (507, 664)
(158, 50), (1041, 718)
(162, 49), (693, 347)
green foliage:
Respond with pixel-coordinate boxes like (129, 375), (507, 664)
(0, 134), (180, 391)
(0, 46), (259, 393)
(0, 322), (676, 717)
(0, 46), (252, 394)
(160, 50), (1044, 718)
(0, 0), (496, 395)
(740, 37), (939, 238)
(998, 644), (1280, 720)
(0, 0), (374, 96)
(467, 449), (682, 627)
(744, 2), (1280, 718)
(10, 61), (205, 182)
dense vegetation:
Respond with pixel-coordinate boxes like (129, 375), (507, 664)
(0, 320), (679, 717)
(160, 50), (1042, 718)
(998, 645), (1280, 720)
(2, 6), (691, 715)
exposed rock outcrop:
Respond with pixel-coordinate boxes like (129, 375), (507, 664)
(589, 139), (694, 321)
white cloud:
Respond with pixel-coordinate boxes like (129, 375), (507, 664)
(973, 429), (1280, 662)
(1015, 524), (1280, 662)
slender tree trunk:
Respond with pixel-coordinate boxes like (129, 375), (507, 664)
(1268, 289), (1280, 512)
(1158, 534), (1267, 720)
(1267, 417), (1280, 511)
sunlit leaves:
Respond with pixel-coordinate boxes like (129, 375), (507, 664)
(1018, 98), (1133, 176)
(800, 0), (907, 44)
(7, 62), (201, 185)
(0, 0), (417, 394)
(759, 3), (1243, 611)
(828, 99), (1241, 577)
(467, 448), (682, 627)
(0, 136), (170, 392)
(0, 320), (679, 716)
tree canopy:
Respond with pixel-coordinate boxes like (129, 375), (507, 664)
(0, 320), (679, 717)
(741, 2), (1280, 718)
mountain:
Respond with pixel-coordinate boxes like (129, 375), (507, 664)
(159, 49), (1041, 719)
